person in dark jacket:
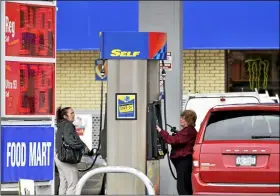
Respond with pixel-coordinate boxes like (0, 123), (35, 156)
(55, 106), (93, 195)
(156, 110), (197, 195)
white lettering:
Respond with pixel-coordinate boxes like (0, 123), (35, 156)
(6, 142), (26, 167)
(29, 142), (37, 166)
(6, 80), (18, 90)
(6, 142), (52, 168)
(16, 143), (21, 166)
(11, 142), (16, 167)
(47, 142), (51, 166)
(17, 143), (26, 167)
(41, 143), (46, 166)
(6, 80), (13, 89)
(5, 16), (15, 41)
(29, 142), (52, 166)
(22, 143), (27, 166)
(37, 142), (41, 166)
(41, 142), (52, 166)
(6, 142), (11, 167)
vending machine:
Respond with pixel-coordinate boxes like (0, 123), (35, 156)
(1, 1), (56, 194)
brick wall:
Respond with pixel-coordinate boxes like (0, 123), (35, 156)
(183, 50), (225, 94)
(56, 50), (107, 110)
(56, 50), (225, 110)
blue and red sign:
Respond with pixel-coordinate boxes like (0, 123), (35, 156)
(99, 32), (167, 60)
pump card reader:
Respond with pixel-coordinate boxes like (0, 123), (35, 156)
(146, 100), (168, 160)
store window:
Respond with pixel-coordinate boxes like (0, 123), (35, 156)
(5, 2), (55, 57)
(5, 62), (55, 115)
(226, 50), (280, 95)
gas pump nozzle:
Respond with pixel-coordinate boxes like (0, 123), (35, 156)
(166, 124), (178, 133)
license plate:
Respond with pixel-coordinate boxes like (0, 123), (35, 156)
(236, 155), (256, 166)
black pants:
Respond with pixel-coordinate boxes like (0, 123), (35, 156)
(171, 155), (193, 195)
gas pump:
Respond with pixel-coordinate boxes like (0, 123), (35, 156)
(98, 85), (169, 161)
(79, 55), (170, 166)
(79, 52), (178, 193)
(95, 63), (168, 162)
(73, 32), (175, 195)
(96, 32), (170, 194)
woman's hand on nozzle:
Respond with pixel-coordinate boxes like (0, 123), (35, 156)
(156, 125), (162, 132)
(88, 148), (95, 156)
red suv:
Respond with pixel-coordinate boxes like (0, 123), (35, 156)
(192, 103), (280, 195)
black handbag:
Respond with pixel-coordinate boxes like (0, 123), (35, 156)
(58, 135), (83, 164)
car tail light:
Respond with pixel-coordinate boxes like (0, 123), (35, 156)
(193, 144), (201, 169)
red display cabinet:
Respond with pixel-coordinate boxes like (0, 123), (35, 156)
(5, 61), (55, 115)
(5, 2), (56, 58)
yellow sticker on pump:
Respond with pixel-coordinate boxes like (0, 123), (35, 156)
(119, 104), (134, 113)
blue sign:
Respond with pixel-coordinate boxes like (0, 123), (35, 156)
(57, 1), (279, 50)
(1, 126), (54, 183)
(99, 32), (167, 60)
(116, 93), (137, 120)
(56, 1), (138, 51)
(184, 1), (279, 49)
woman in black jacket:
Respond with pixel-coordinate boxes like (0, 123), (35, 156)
(54, 106), (93, 195)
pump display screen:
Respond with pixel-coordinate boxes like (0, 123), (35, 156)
(154, 101), (163, 129)
(5, 2), (56, 57)
(5, 61), (55, 115)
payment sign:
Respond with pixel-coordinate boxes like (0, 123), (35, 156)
(116, 93), (137, 120)
(99, 32), (167, 60)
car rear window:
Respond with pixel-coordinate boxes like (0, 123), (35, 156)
(204, 110), (280, 140)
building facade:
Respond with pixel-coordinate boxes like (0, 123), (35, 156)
(56, 50), (226, 109)
(56, 49), (280, 110)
